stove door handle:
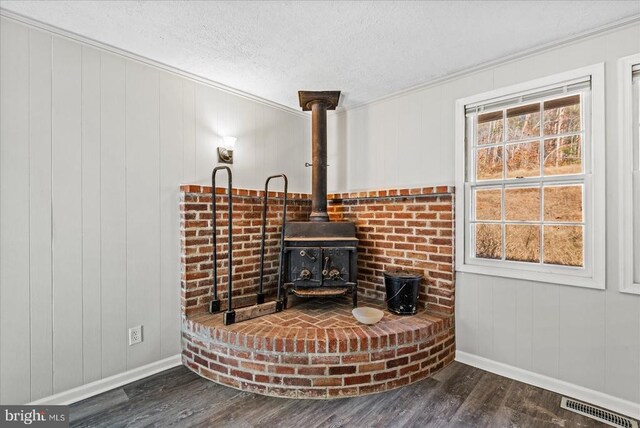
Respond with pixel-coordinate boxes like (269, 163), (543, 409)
(322, 257), (330, 276)
(299, 250), (317, 262)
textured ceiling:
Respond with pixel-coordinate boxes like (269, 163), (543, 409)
(1, 1), (639, 110)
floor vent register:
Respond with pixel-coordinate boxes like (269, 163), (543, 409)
(560, 397), (638, 428)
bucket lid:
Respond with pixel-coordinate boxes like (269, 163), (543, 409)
(383, 270), (423, 280)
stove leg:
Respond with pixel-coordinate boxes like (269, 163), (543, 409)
(352, 285), (357, 308)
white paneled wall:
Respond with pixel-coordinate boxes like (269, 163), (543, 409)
(334, 23), (640, 406)
(0, 17), (310, 404)
(1, 12), (639, 411)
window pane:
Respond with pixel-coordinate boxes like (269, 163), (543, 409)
(544, 135), (582, 175)
(543, 225), (583, 267)
(505, 187), (540, 221)
(477, 111), (503, 145)
(506, 225), (540, 263)
(544, 185), (583, 222)
(475, 224), (502, 260)
(506, 141), (540, 178)
(476, 146), (503, 180)
(475, 188), (502, 221)
(544, 95), (581, 135)
(507, 103), (540, 141)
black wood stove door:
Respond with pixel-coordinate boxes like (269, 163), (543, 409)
(289, 247), (322, 287)
(321, 248), (350, 285)
(288, 247), (352, 288)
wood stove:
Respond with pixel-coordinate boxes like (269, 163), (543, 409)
(284, 91), (358, 306)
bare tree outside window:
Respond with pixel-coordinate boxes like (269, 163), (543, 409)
(470, 94), (585, 267)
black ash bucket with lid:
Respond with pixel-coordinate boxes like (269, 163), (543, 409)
(384, 270), (422, 315)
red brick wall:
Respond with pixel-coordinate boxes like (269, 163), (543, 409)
(328, 186), (455, 315)
(180, 185), (311, 316)
(180, 185), (454, 316)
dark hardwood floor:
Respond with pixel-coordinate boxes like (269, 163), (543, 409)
(70, 362), (609, 427)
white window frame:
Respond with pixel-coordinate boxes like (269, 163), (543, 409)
(455, 64), (605, 289)
(619, 53), (640, 295)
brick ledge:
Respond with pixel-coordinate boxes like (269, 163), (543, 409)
(181, 299), (455, 399)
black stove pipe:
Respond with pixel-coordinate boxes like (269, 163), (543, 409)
(298, 90), (341, 222)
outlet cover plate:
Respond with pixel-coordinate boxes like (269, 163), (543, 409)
(128, 325), (143, 346)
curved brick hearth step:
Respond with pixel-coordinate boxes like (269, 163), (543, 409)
(182, 296), (455, 399)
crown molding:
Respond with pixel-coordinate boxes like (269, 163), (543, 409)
(337, 14), (640, 114)
(0, 8), (309, 119)
(2, 7), (639, 117)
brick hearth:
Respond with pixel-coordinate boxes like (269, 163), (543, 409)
(182, 296), (454, 398)
(180, 184), (455, 399)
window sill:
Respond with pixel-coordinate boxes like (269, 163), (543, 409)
(456, 262), (605, 290)
(620, 283), (640, 296)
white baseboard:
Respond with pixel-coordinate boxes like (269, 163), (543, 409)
(28, 354), (182, 405)
(456, 351), (640, 421)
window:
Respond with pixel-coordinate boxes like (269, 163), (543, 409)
(619, 54), (640, 294)
(455, 65), (605, 289)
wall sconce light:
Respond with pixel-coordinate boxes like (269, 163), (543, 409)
(218, 136), (236, 164)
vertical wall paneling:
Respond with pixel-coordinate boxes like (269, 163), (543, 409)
(28, 28), (53, 401)
(491, 276), (517, 366)
(382, 99), (398, 187)
(476, 276), (494, 359)
(531, 283), (560, 379)
(271, 105), (286, 180)
(81, 46), (102, 384)
(515, 281), (534, 370)
(327, 112), (345, 193)
(228, 96), (249, 189)
(604, 291), (640, 404)
(396, 92), (423, 187)
(455, 273), (478, 355)
(182, 81), (196, 184)
(346, 109), (364, 190)
(558, 288), (606, 392)
(231, 96), (248, 188)
(253, 104), (266, 189)
(100, 53), (127, 378)
(366, 104), (383, 189)
(51, 36), (84, 394)
(159, 72), (183, 357)
(125, 61), (161, 369)
(194, 85), (219, 185)
(262, 106), (278, 180)
(0, 18), (312, 404)
(0, 18), (31, 404)
(301, 115), (312, 192)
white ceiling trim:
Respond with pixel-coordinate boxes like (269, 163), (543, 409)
(339, 13), (640, 114)
(2, 7), (639, 117)
(0, 8), (309, 119)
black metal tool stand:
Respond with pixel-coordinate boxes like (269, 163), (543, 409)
(209, 166), (235, 325)
(257, 175), (288, 311)
(208, 168), (289, 326)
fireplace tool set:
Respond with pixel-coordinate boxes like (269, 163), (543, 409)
(208, 166), (289, 326)
(209, 90), (359, 326)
